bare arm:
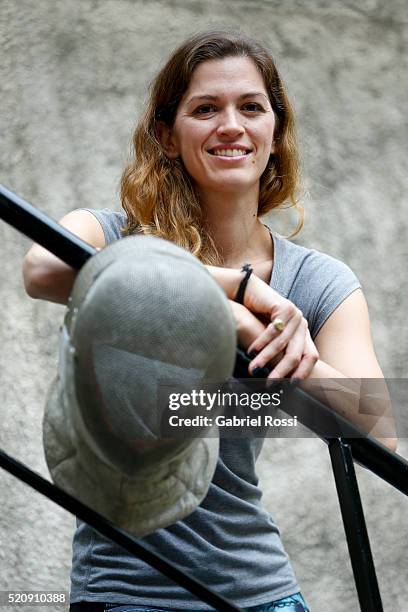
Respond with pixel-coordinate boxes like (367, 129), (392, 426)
(244, 288), (397, 452)
(22, 214), (283, 306)
(23, 222), (245, 305)
(309, 290), (397, 451)
(22, 209), (106, 304)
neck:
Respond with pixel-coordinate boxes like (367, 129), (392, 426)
(199, 185), (271, 268)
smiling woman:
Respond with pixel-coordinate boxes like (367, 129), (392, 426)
(22, 28), (395, 612)
(121, 31), (302, 267)
(156, 57), (276, 202)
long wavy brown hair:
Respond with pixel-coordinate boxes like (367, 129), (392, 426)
(120, 29), (304, 265)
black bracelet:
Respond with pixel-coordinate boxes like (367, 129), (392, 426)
(234, 263), (253, 304)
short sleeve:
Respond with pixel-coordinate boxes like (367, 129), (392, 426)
(289, 250), (362, 339)
(79, 208), (128, 245)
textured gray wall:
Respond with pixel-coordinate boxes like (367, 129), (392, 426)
(0, 1), (407, 611)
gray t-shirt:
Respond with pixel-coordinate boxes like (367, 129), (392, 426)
(70, 208), (361, 609)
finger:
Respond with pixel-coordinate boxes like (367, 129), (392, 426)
(289, 352), (319, 380)
(267, 320), (307, 379)
(289, 332), (319, 379)
(248, 311), (303, 370)
(247, 305), (301, 356)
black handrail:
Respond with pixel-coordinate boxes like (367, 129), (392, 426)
(2, 182), (406, 492)
(0, 184), (95, 266)
(0, 448), (243, 612)
(235, 350), (408, 495)
(1, 183), (407, 612)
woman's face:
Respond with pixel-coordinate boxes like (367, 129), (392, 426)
(162, 56), (276, 197)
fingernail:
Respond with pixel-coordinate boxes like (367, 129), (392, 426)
(247, 351), (258, 359)
(252, 366), (270, 378)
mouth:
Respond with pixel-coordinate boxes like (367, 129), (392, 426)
(207, 147), (253, 158)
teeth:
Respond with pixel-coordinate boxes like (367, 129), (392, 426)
(211, 149), (248, 157)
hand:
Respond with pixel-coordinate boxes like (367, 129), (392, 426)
(229, 299), (318, 379)
(209, 267), (317, 379)
(247, 314), (319, 379)
(237, 274), (319, 379)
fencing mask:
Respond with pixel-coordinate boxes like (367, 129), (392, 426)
(43, 235), (236, 537)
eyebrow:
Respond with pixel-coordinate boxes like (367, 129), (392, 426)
(186, 92), (270, 105)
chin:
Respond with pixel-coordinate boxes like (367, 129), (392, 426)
(200, 176), (259, 194)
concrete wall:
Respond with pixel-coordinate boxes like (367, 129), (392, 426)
(0, 1), (407, 610)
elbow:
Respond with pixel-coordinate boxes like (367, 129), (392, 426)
(387, 437), (398, 453)
(22, 253), (43, 299)
(22, 249), (75, 305)
(377, 436), (398, 454)
(22, 251), (58, 300)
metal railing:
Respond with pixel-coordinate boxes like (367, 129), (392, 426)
(1, 184), (407, 612)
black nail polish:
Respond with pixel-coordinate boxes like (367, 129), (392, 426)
(252, 366), (270, 378)
(247, 351), (258, 359)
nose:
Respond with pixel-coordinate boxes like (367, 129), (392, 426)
(216, 107), (245, 138)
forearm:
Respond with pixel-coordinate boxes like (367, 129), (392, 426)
(205, 265), (242, 300)
(304, 359), (397, 451)
(23, 260), (241, 307)
(22, 209), (106, 305)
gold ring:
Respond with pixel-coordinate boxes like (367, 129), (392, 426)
(271, 318), (285, 332)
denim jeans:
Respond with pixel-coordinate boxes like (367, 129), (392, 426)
(99, 592), (310, 611)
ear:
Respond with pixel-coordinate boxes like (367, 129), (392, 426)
(156, 121), (180, 159)
(271, 139), (276, 155)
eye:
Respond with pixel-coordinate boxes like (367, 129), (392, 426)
(193, 104), (217, 115)
(242, 102), (264, 112)
(192, 102), (265, 115)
